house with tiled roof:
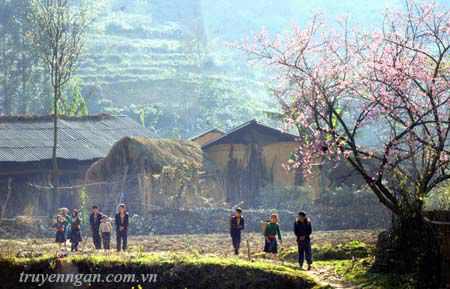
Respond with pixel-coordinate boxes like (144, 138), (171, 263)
(188, 128), (225, 146)
(0, 114), (156, 217)
(196, 119), (306, 204)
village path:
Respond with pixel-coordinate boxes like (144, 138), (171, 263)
(305, 265), (357, 289)
(277, 260), (357, 289)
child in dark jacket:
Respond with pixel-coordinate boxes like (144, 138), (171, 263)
(61, 208), (70, 241)
(53, 215), (67, 253)
(294, 211), (313, 270)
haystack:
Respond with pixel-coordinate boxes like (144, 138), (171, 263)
(86, 137), (225, 214)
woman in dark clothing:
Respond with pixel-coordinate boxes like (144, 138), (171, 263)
(69, 209), (82, 252)
(294, 211), (313, 270)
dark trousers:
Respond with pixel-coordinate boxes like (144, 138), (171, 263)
(231, 233), (241, 254)
(116, 229), (127, 251)
(102, 232), (111, 250)
(298, 240), (313, 266)
(71, 241), (79, 251)
(92, 228), (102, 249)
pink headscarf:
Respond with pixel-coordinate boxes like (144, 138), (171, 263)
(270, 213), (279, 222)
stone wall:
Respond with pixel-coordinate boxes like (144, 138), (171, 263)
(129, 207), (389, 236)
(0, 205), (389, 239)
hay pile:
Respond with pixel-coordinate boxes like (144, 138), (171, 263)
(87, 136), (210, 180)
(86, 137), (224, 213)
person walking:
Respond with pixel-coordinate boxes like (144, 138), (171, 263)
(263, 213), (282, 261)
(229, 207), (245, 255)
(294, 211), (313, 270)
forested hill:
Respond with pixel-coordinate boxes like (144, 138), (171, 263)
(78, 0), (273, 139)
(2, 0), (448, 139)
(75, 0), (406, 139)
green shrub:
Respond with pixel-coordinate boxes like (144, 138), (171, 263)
(279, 241), (372, 262)
(313, 241), (371, 261)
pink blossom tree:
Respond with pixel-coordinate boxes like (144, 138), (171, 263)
(232, 0), (449, 282)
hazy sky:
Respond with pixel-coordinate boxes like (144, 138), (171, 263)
(203, 0), (448, 41)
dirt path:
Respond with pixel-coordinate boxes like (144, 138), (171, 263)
(306, 265), (356, 289)
(274, 259), (356, 289)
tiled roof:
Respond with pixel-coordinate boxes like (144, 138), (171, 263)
(201, 119), (298, 149)
(0, 114), (157, 162)
(188, 128), (225, 141)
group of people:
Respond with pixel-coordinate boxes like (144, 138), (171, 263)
(53, 204), (312, 270)
(52, 204), (129, 256)
(53, 208), (83, 252)
(89, 204), (129, 253)
(229, 208), (313, 270)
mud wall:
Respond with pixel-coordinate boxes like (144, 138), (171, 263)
(204, 141), (303, 204)
(0, 161), (91, 217)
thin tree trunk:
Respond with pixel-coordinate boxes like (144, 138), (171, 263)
(51, 83), (59, 217)
(19, 36), (28, 114)
(1, 34), (10, 114)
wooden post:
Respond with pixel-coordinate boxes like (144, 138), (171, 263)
(1, 177), (12, 218)
(246, 239), (251, 261)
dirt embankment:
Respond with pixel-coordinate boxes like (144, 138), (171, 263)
(0, 230), (380, 289)
(0, 254), (319, 289)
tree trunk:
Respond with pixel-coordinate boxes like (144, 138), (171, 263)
(1, 34), (12, 115)
(374, 208), (440, 288)
(51, 84), (60, 217)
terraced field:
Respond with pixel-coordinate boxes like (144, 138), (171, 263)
(75, 2), (270, 138)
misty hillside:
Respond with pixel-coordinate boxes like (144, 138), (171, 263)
(3, 0), (449, 138)
(78, 0), (409, 139)
(78, 0), (448, 138)
(77, 0), (273, 139)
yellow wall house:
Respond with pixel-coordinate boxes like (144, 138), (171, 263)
(198, 120), (302, 204)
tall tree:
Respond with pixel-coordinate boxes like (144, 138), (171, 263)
(0, 0), (19, 114)
(27, 0), (90, 215)
(0, 0), (49, 115)
(233, 0), (449, 285)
